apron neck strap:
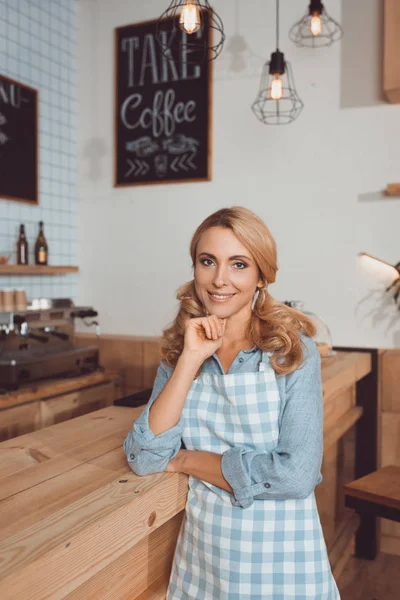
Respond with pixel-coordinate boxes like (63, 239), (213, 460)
(259, 351), (273, 370)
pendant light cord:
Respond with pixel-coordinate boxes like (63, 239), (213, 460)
(234, 0), (239, 34)
(276, 0), (280, 50)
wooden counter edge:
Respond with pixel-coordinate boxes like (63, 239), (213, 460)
(0, 369), (122, 411)
(0, 468), (188, 599)
(322, 351), (371, 402)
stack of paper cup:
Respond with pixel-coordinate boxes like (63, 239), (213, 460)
(0, 289), (28, 312)
(1, 289), (14, 312)
(15, 289), (28, 311)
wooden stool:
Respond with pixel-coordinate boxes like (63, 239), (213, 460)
(344, 465), (400, 559)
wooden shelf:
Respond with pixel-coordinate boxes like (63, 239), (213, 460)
(385, 183), (400, 197)
(0, 265), (79, 276)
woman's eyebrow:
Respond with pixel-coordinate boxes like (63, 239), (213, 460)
(198, 252), (252, 261)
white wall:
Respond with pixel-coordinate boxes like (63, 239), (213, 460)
(78, 0), (400, 348)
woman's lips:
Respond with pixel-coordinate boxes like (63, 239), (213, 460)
(207, 292), (236, 303)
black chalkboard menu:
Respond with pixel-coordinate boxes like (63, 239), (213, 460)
(0, 74), (38, 204)
(114, 15), (212, 186)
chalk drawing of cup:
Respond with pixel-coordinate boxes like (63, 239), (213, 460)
(154, 154), (168, 179)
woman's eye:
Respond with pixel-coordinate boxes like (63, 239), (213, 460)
(201, 258), (214, 266)
(199, 259), (247, 269)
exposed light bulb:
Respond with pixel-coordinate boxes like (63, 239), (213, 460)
(270, 76), (283, 100)
(359, 253), (400, 283)
(179, 2), (201, 35)
(310, 14), (322, 36)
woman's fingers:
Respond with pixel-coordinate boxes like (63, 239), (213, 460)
(209, 315), (224, 339)
(214, 316), (224, 338)
(200, 318), (213, 339)
(192, 316), (226, 341)
(220, 318), (226, 335)
(214, 315), (226, 336)
(213, 315), (224, 339)
(206, 318), (217, 340)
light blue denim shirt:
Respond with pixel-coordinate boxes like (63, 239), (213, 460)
(123, 335), (323, 509)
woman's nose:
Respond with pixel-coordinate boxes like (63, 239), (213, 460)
(212, 266), (228, 287)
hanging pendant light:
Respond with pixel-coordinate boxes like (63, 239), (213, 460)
(359, 253), (400, 307)
(289, 1), (343, 48)
(252, 0), (303, 126)
(156, 0), (225, 63)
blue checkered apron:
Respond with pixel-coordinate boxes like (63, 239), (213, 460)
(166, 352), (340, 599)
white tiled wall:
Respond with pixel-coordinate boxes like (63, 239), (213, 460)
(0, 0), (78, 301)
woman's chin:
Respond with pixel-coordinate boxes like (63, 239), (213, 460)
(206, 305), (236, 319)
(207, 302), (253, 320)
(205, 303), (229, 316)
(209, 311), (230, 319)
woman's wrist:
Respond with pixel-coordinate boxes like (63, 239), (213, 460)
(179, 349), (205, 372)
(167, 449), (187, 472)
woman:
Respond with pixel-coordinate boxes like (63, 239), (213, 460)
(124, 206), (340, 599)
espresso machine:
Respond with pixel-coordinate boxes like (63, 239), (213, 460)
(0, 299), (100, 391)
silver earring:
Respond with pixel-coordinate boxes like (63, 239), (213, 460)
(251, 288), (260, 311)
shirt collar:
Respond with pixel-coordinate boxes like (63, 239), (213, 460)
(242, 345), (258, 353)
(209, 345), (259, 361)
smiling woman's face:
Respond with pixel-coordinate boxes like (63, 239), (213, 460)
(194, 226), (264, 320)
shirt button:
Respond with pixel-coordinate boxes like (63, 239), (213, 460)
(264, 482), (271, 489)
(238, 357), (244, 363)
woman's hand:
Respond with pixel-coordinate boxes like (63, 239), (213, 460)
(183, 315), (226, 362)
(165, 449), (186, 472)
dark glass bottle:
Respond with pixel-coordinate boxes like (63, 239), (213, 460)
(17, 224), (29, 265)
(34, 221), (48, 265)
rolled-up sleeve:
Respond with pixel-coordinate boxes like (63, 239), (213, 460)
(123, 360), (183, 476)
(221, 336), (323, 508)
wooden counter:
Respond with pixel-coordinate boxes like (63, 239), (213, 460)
(0, 370), (122, 442)
(0, 351), (372, 599)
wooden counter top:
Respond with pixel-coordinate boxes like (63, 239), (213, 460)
(321, 350), (371, 400)
(0, 351), (372, 599)
(0, 405), (187, 599)
(0, 370), (121, 411)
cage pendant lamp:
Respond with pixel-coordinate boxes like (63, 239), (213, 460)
(156, 0), (225, 63)
(289, 0), (343, 48)
(252, 0), (303, 126)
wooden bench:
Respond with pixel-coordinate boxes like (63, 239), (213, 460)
(344, 465), (400, 559)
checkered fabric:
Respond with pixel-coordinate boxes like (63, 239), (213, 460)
(166, 352), (340, 599)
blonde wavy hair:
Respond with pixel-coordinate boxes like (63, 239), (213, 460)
(161, 206), (316, 376)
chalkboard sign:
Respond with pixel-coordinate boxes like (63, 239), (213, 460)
(0, 74), (38, 204)
(114, 15), (212, 186)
